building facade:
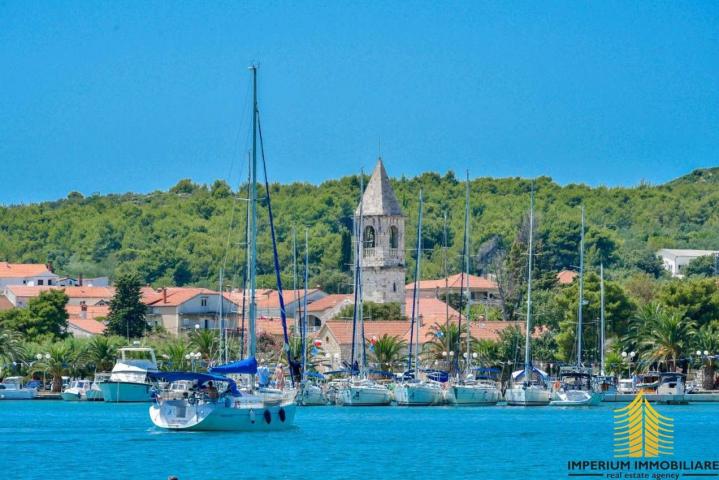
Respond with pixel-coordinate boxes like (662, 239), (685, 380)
(657, 248), (719, 278)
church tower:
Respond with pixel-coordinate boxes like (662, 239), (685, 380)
(355, 158), (406, 314)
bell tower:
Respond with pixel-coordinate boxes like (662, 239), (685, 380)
(355, 158), (406, 314)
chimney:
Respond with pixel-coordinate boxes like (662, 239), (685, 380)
(163, 288), (167, 303)
(78, 273), (83, 287)
(80, 301), (87, 320)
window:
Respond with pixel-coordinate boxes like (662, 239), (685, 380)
(200, 297), (208, 307)
(204, 319), (209, 329)
(47, 279), (53, 286)
(363, 226), (375, 248)
(389, 226), (399, 249)
(393, 282), (397, 293)
(37, 280), (44, 286)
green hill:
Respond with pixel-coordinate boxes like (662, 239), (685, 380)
(2, 168), (719, 293)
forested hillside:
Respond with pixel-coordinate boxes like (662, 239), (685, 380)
(2, 167), (719, 295)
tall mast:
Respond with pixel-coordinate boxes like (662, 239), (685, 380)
(443, 211), (449, 335)
(358, 172), (367, 373)
(350, 173), (365, 374)
(302, 229), (309, 381)
(248, 65), (258, 364)
(218, 267), (225, 364)
(292, 227), (299, 332)
(407, 190), (423, 375)
(577, 205), (585, 367)
(600, 263), (605, 376)
(463, 173), (471, 372)
(239, 151), (251, 359)
(524, 185), (534, 381)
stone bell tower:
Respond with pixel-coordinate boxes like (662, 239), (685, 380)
(354, 158), (406, 315)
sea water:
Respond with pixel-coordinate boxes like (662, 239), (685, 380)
(1, 400), (718, 479)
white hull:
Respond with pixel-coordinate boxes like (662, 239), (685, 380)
(150, 399), (296, 431)
(0, 389), (36, 400)
(339, 384), (391, 406)
(100, 381), (154, 402)
(505, 386), (551, 406)
(61, 390), (84, 401)
(394, 383), (444, 406)
(550, 389), (602, 406)
(298, 384), (326, 406)
(85, 389), (104, 401)
(447, 384), (501, 405)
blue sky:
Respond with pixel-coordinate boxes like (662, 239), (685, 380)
(1, 2), (718, 204)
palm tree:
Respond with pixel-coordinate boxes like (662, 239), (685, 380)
(369, 334), (407, 373)
(0, 329), (25, 374)
(692, 323), (719, 389)
(87, 335), (121, 372)
(639, 308), (695, 372)
(605, 351), (625, 376)
(472, 339), (500, 366)
(422, 322), (467, 371)
(189, 329), (219, 363)
(161, 338), (190, 371)
(38, 343), (74, 392)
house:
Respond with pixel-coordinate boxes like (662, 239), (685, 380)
(0, 262), (59, 288)
(143, 287), (241, 335)
(657, 248), (719, 278)
(225, 288), (326, 323)
(406, 273), (499, 304)
(66, 304), (109, 337)
(56, 276), (110, 287)
(3, 285), (114, 307)
(306, 294), (354, 330)
(556, 269), (578, 285)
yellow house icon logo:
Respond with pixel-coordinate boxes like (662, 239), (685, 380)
(614, 391), (674, 457)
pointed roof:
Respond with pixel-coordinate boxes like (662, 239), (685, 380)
(355, 158), (403, 216)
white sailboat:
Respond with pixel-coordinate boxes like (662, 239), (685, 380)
(149, 65), (296, 430)
(505, 186), (551, 407)
(446, 174), (500, 406)
(551, 206), (602, 407)
(100, 346), (158, 402)
(395, 191), (444, 406)
(338, 170), (391, 407)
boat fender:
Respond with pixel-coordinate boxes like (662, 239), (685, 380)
(278, 407), (286, 422)
(263, 409), (271, 424)
(249, 409), (256, 424)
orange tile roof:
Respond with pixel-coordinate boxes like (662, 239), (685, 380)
(225, 289), (320, 310)
(307, 294), (351, 312)
(143, 287), (218, 307)
(68, 317), (107, 335)
(407, 296), (459, 323)
(406, 273), (497, 291)
(322, 320), (412, 345)
(557, 269), (578, 285)
(5, 285), (114, 299)
(67, 304), (109, 335)
(0, 262), (53, 278)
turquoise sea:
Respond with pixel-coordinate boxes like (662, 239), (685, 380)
(1, 400), (718, 479)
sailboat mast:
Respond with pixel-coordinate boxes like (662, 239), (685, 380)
(524, 186), (534, 381)
(350, 174), (365, 374)
(302, 229), (309, 381)
(293, 228), (299, 332)
(407, 190), (423, 375)
(577, 205), (585, 367)
(463, 174), (471, 371)
(239, 151), (251, 360)
(248, 65), (258, 363)
(600, 263), (605, 376)
(218, 267), (225, 364)
(443, 211), (449, 334)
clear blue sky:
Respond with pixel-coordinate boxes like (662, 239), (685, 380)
(1, 2), (718, 204)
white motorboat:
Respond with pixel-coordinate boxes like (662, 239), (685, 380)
(394, 379), (444, 406)
(617, 378), (634, 394)
(61, 379), (93, 401)
(149, 369), (297, 431)
(85, 373), (111, 401)
(339, 379), (392, 406)
(100, 346), (158, 402)
(550, 368), (602, 407)
(0, 377), (38, 400)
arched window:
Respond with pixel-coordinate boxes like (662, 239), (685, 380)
(389, 226), (399, 249)
(363, 226), (376, 249)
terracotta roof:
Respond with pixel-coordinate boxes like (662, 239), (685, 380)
(323, 320), (412, 345)
(407, 273), (497, 291)
(0, 262), (54, 278)
(407, 296), (460, 324)
(557, 269), (578, 285)
(225, 289), (320, 310)
(307, 294), (352, 312)
(68, 317), (107, 335)
(143, 287), (218, 307)
(67, 304), (109, 335)
(0, 295), (13, 311)
(5, 285), (114, 299)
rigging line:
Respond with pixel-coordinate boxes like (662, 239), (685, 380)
(257, 110), (293, 386)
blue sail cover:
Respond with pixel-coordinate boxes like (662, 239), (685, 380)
(210, 356), (258, 375)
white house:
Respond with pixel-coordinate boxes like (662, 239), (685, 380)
(0, 262), (59, 288)
(656, 249), (719, 278)
(143, 287), (241, 335)
(3, 285), (114, 307)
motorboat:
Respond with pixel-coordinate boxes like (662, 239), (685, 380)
(550, 368), (602, 406)
(505, 367), (551, 406)
(0, 377), (38, 400)
(592, 375), (617, 394)
(394, 378), (444, 406)
(149, 360), (296, 431)
(100, 346), (158, 402)
(338, 378), (392, 406)
(61, 379), (93, 401)
(617, 378), (634, 394)
(85, 373), (111, 401)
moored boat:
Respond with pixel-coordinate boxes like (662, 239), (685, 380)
(61, 379), (92, 401)
(0, 376), (38, 400)
(100, 346), (158, 402)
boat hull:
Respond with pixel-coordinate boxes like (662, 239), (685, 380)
(150, 400), (297, 431)
(84, 389), (104, 401)
(394, 384), (443, 406)
(505, 386), (551, 406)
(61, 390), (83, 401)
(550, 390), (602, 406)
(339, 385), (391, 406)
(298, 385), (326, 406)
(447, 385), (501, 405)
(100, 381), (154, 403)
(0, 389), (36, 400)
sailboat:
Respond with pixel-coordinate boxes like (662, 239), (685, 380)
(551, 206), (602, 406)
(445, 175), (501, 406)
(592, 263), (616, 395)
(297, 229), (327, 406)
(338, 171), (392, 407)
(148, 65), (297, 430)
(505, 186), (551, 406)
(395, 191), (444, 406)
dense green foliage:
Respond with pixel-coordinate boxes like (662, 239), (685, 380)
(106, 273), (148, 338)
(0, 290), (69, 343)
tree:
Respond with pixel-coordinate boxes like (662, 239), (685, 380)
(369, 334), (407, 372)
(86, 335), (122, 372)
(106, 273), (148, 338)
(37, 342), (75, 392)
(0, 290), (70, 342)
(190, 329), (219, 363)
(658, 278), (719, 327)
(0, 329), (25, 374)
(338, 302), (403, 321)
(160, 338), (190, 371)
(684, 255), (718, 278)
(692, 323), (719, 389)
(638, 309), (695, 372)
